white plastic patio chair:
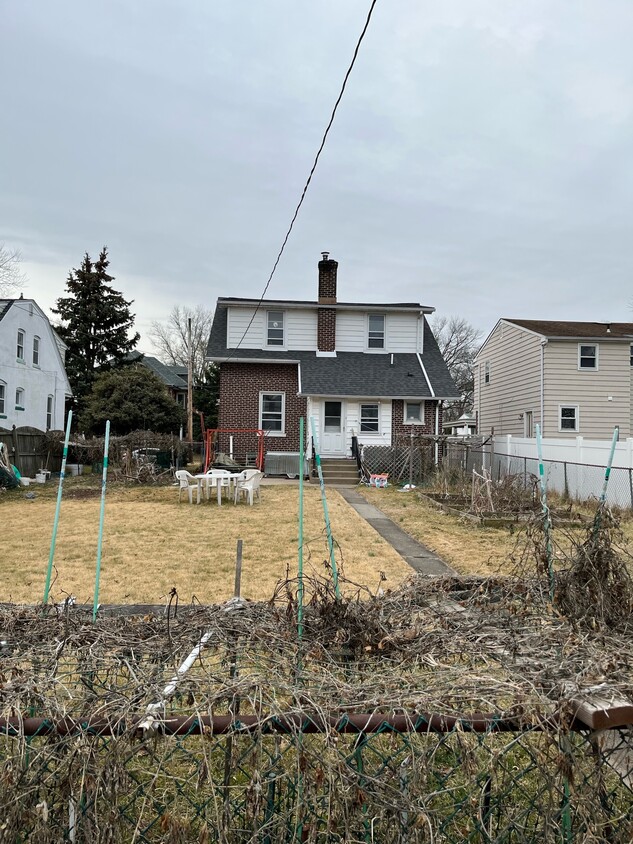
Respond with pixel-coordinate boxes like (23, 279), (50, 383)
(234, 470), (263, 506)
(175, 470), (200, 504)
(204, 468), (232, 502)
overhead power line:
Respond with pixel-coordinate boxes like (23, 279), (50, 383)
(228, 0), (379, 359)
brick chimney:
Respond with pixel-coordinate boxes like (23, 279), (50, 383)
(317, 252), (337, 352)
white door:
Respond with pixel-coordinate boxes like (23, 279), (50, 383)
(320, 400), (346, 455)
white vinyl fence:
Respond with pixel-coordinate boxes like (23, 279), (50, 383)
(491, 435), (633, 509)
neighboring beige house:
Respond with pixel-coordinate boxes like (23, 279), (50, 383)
(474, 320), (633, 439)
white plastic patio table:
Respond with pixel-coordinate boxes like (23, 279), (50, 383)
(195, 472), (242, 506)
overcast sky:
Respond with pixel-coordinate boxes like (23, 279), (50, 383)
(2, 0), (633, 351)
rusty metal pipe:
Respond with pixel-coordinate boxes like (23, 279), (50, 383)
(0, 711), (585, 737)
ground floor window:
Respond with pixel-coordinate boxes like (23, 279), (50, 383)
(0, 382), (5, 415)
(46, 395), (53, 430)
(404, 401), (423, 423)
(15, 387), (25, 410)
(559, 405), (578, 432)
(360, 403), (379, 433)
(259, 392), (285, 434)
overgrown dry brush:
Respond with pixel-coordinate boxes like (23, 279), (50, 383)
(2, 515), (633, 844)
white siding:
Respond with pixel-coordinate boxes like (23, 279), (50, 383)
(309, 396), (392, 454)
(226, 307), (264, 349)
(336, 312), (367, 351)
(336, 310), (420, 352)
(474, 322), (542, 436)
(0, 301), (70, 430)
(544, 341), (630, 439)
(227, 307), (317, 350)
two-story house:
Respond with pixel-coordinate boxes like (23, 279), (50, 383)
(474, 319), (633, 439)
(206, 254), (458, 465)
(0, 297), (72, 431)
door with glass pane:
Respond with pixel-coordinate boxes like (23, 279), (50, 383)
(320, 400), (345, 455)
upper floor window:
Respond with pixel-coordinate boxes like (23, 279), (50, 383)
(484, 361), (491, 384)
(33, 336), (40, 366)
(46, 395), (54, 430)
(630, 344), (633, 366)
(578, 344), (598, 370)
(15, 387), (25, 410)
(368, 314), (385, 349)
(17, 329), (25, 360)
(404, 401), (424, 423)
(0, 382), (5, 415)
(267, 311), (284, 346)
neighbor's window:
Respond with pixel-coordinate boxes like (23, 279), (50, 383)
(404, 401), (423, 423)
(15, 387), (24, 410)
(33, 336), (40, 366)
(259, 392), (285, 433)
(0, 382), (5, 415)
(46, 395), (53, 430)
(484, 361), (490, 384)
(360, 403), (379, 433)
(267, 311), (285, 346)
(630, 344), (633, 366)
(578, 344), (598, 370)
(17, 329), (25, 360)
(368, 314), (385, 349)
(559, 405), (578, 432)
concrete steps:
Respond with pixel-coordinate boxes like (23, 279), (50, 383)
(318, 458), (359, 487)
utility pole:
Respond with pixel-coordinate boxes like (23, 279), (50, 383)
(187, 317), (193, 442)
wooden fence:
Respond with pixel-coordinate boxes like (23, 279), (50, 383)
(0, 426), (61, 477)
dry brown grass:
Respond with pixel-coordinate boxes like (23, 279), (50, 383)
(0, 478), (411, 604)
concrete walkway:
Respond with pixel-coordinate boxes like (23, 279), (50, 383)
(336, 487), (456, 576)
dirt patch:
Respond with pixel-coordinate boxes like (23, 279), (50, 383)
(64, 488), (102, 500)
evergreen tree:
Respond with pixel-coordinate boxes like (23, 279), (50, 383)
(53, 247), (140, 406)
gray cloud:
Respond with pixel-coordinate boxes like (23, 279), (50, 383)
(2, 0), (633, 351)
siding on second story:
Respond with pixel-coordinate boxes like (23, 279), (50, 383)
(225, 305), (424, 353)
(544, 340), (630, 439)
(475, 320), (542, 436)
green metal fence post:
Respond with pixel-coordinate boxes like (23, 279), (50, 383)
(43, 409), (72, 604)
(309, 416), (340, 599)
(535, 424), (555, 602)
(92, 420), (110, 622)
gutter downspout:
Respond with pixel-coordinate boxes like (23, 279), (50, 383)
(540, 340), (547, 435)
(435, 401), (440, 466)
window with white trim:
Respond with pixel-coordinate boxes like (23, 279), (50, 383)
(368, 314), (385, 349)
(404, 401), (424, 423)
(484, 361), (490, 384)
(360, 403), (379, 433)
(267, 311), (285, 346)
(33, 335), (40, 366)
(559, 405), (578, 432)
(46, 395), (54, 430)
(630, 344), (633, 366)
(17, 329), (25, 360)
(578, 344), (598, 370)
(259, 392), (285, 434)
(15, 387), (25, 410)
(0, 382), (5, 415)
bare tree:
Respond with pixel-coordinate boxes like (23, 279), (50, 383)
(431, 315), (482, 419)
(0, 244), (26, 297)
(149, 305), (214, 384)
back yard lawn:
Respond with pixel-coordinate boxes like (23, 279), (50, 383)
(0, 480), (410, 604)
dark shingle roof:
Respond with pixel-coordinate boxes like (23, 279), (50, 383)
(507, 319), (633, 339)
(0, 300), (13, 322)
(218, 296), (429, 310)
(207, 303), (458, 398)
(124, 352), (188, 388)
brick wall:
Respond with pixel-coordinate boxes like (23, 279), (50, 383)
(317, 308), (336, 352)
(218, 363), (306, 454)
(391, 400), (443, 439)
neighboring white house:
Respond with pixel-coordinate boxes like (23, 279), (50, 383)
(474, 319), (633, 439)
(0, 298), (72, 431)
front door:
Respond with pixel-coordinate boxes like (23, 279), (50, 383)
(320, 400), (346, 455)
